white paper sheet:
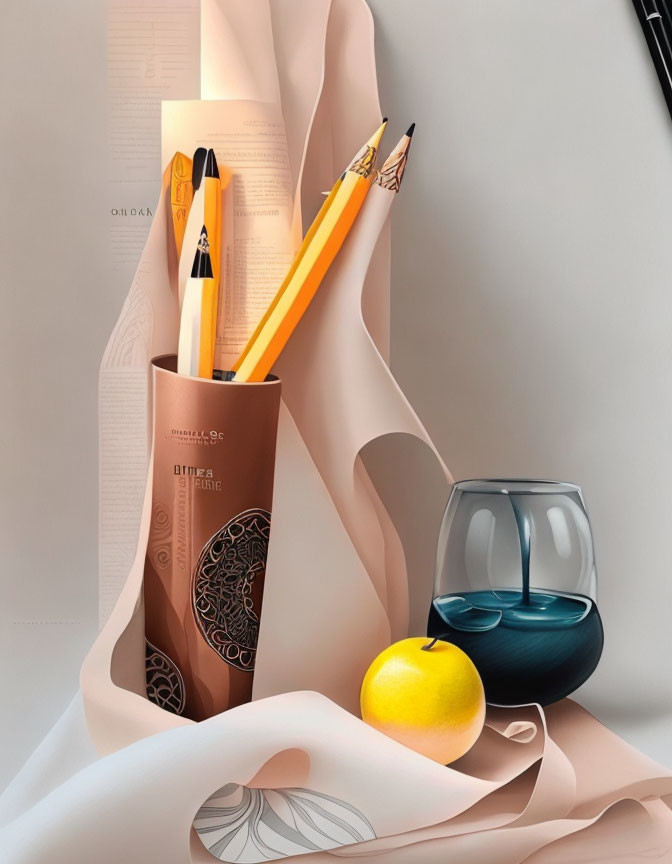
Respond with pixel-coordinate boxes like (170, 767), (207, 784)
(102, 0), (200, 626)
(107, 0), (200, 275)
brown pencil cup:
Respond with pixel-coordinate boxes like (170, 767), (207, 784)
(143, 355), (281, 721)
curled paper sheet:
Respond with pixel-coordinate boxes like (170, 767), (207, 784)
(2, 0), (670, 862)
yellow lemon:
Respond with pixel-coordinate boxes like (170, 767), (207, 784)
(360, 637), (485, 764)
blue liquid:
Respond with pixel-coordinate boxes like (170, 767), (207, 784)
(428, 589), (603, 705)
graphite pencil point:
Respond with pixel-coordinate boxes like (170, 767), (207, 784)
(375, 128), (415, 192)
(205, 148), (219, 179)
(192, 147), (207, 189)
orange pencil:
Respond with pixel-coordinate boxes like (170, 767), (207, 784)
(202, 149), (221, 287)
(232, 173), (343, 375)
(233, 119), (387, 382)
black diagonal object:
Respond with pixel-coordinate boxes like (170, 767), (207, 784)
(660, 0), (672, 34)
(204, 148), (219, 179)
(192, 147), (207, 190)
(633, 0), (672, 120)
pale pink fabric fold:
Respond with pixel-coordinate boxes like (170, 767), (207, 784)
(1, 693), (671, 863)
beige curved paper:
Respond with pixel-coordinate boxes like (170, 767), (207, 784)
(2, 692), (671, 863)
(3, 1), (666, 862)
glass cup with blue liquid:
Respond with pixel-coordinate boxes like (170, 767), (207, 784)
(427, 480), (603, 706)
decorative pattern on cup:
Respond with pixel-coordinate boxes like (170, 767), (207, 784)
(192, 508), (272, 672)
(145, 639), (186, 715)
(147, 501), (172, 571)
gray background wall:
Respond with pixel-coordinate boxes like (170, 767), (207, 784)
(1, 0), (671, 789)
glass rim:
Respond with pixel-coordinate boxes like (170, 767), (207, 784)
(453, 478), (581, 495)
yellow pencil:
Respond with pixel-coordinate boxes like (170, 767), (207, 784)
(231, 174), (343, 374)
(198, 277), (218, 378)
(203, 149), (221, 287)
(233, 119), (387, 382)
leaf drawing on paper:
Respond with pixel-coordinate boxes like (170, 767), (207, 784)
(193, 783), (376, 862)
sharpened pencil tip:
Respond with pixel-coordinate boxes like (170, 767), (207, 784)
(382, 117), (388, 123)
(344, 118), (389, 177)
(375, 126), (414, 192)
(192, 147), (207, 189)
(205, 148), (219, 179)
(367, 118), (388, 153)
(201, 225), (208, 236)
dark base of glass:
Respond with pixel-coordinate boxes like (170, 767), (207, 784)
(427, 595), (604, 706)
